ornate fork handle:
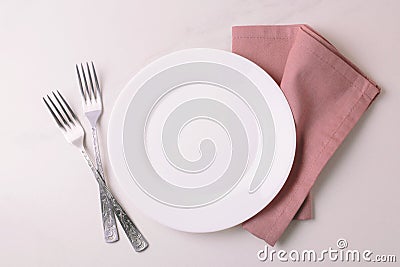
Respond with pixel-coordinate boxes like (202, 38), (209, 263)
(92, 127), (105, 176)
(92, 127), (119, 243)
(99, 182), (119, 242)
(82, 150), (149, 252)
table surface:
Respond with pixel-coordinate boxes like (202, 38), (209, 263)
(1, 0), (399, 266)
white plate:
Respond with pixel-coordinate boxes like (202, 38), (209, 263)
(108, 48), (296, 232)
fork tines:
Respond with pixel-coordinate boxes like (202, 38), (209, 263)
(76, 62), (101, 102)
(43, 90), (78, 130)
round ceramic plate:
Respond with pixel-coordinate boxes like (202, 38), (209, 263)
(108, 48), (296, 232)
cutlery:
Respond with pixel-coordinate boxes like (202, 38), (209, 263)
(43, 91), (148, 252)
(75, 62), (119, 243)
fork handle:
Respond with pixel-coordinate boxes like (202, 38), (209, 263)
(92, 127), (105, 177)
(99, 184), (119, 242)
(81, 150), (149, 252)
(91, 127), (119, 243)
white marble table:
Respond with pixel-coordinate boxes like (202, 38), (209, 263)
(0, 0), (399, 266)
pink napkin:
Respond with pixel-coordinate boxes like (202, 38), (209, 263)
(232, 25), (380, 246)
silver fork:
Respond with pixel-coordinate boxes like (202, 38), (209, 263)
(43, 91), (149, 252)
(75, 62), (119, 243)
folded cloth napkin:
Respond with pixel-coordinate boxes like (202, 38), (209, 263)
(232, 25), (380, 246)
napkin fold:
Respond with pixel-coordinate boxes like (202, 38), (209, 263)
(232, 25), (380, 246)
